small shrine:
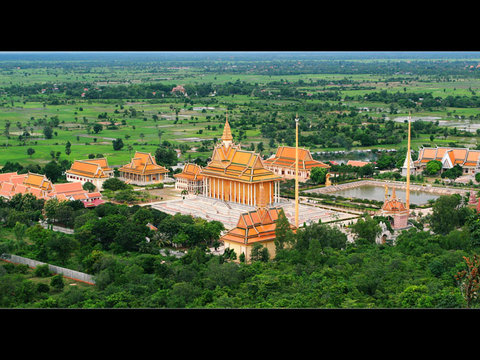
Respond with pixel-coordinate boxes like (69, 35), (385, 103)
(381, 185), (409, 230)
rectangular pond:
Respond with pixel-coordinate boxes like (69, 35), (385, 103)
(326, 185), (440, 205)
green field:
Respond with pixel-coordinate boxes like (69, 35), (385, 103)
(2, 54), (480, 169)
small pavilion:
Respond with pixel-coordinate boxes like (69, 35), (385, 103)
(220, 182), (296, 263)
(118, 151), (169, 185)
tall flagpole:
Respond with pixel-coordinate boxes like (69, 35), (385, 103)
(295, 114), (299, 228)
(406, 111), (411, 210)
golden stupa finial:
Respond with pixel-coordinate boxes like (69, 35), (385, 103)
(222, 110), (233, 142)
(384, 184), (389, 200)
(392, 187), (397, 199)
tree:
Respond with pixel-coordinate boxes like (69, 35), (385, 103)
(155, 146), (177, 167)
(274, 209), (295, 250)
(425, 160), (442, 175)
(27, 148), (35, 158)
(351, 216), (382, 244)
(65, 141), (71, 156)
(13, 221), (27, 242)
(44, 198), (60, 223)
(430, 195), (472, 235)
(112, 138), (124, 151)
(43, 126), (53, 139)
(376, 154), (396, 170)
(310, 167), (328, 184)
(455, 255), (480, 308)
(50, 274), (65, 291)
(250, 243), (269, 262)
(82, 182), (96, 192)
(93, 123), (103, 134)
(475, 172), (480, 183)
(44, 161), (63, 182)
(46, 233), (78, 265)
(441, 164), (463, 180)
(102, 177), (129, 191)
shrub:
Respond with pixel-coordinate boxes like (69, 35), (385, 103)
(34, 264), (51, 277)
(50, 274), (65, 291)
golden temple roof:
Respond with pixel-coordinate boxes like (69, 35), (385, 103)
(220, 207), (296, 245)
(67, 159), (111, 179)
(264, 146), (330, 170)
(174, 163), (205, 181)
(119, 151), (169, 175)
(201, 119), (281, 183)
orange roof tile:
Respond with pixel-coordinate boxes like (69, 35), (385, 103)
(264, 146), (330, 170)
(220, 207), (296, 245)
(53, 182), (84, 195)
(0, 172), (18, 182)
(346, 160), (370, 167)
(118, 151), (169, 175)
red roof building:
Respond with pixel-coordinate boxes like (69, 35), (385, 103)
(263, 146), (330, 182)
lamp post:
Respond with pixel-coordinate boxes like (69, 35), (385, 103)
(295, 114), (299, 228)
(406, 112), (411, 210)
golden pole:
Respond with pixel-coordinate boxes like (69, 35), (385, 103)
(406, 112), (411, 210)
(295, 114), (299, 228)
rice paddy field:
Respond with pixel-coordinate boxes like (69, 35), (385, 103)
(1, 52), (480, 168)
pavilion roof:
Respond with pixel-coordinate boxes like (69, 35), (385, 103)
(220, 207), (296, 245)
(67, 159), (111, 178)
(202, 143), (281, 183)
(174, 163), (205, 181)
(118, 151), (169, 175)
(264, 146), (330, 170)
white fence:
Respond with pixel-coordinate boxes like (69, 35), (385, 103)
(0, 253), (95, 285)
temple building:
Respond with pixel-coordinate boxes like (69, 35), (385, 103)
(174, 163), (205, 193)
(0, 172), (53, 200)
(412, 147), (480, 175)
(48, 182), (104, 207)
(220, 183), (296, 263)
(200, 118), (282, 206)
(380, 186), (409, 230)
(263, 146), (330, 182)
(118, 151), (169, 185)
(0, 172), (103, 207)
(65, 158), (114, 190)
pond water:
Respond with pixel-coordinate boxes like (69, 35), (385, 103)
(331, 185), (439, 205)
(391, 116), (480, 133)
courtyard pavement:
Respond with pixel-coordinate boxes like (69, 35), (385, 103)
(148, 195), (357, 230)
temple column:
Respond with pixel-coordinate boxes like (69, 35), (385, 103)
(243, 183), (245, 204)
(274, 182), (278, 204)
(222, 179), (224, 201)
(270, 182), (272, 205)
(254, 183), (256, 206)
(250, 184), (253, 206)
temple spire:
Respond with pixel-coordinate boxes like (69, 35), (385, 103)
(222, 111), (233, 147)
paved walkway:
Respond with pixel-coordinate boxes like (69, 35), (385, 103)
(149, 196), (356, 230)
